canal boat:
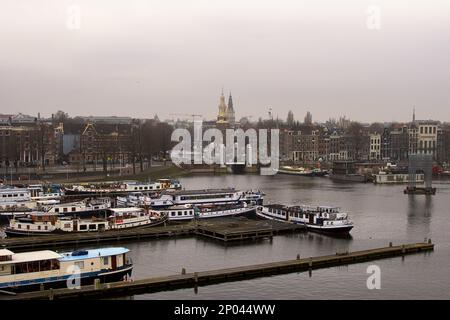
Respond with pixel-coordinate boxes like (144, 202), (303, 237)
(277, 166), (328, 177)
(0, 187), (36, 213)
(119, 188), (265, 208)
(64, 179), (181, 195)
(256, 204), (353, 234)
(0, 247), (133, 292)
(151, 202), (256, 221)
(4, 207), (166, 237)
(41, 197), (111, 218)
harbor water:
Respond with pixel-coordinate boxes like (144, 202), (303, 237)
(2, 175), (449, 299)
(123, 175), (450, 300)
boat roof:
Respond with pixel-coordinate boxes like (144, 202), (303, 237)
(0, 250), (62, 265)
(0, 249), (14, 256)
(109, 207), (143, 213)
(161, 188), (236, 196)
(59, 247), (130, 262)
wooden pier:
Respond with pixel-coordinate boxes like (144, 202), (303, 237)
(194, 217), (304, 242)
(2, 241), (434, 300)
(0, 218), (304, 251)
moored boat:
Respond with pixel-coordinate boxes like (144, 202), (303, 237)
(0, 247), (133, 292)
(151, 202), (256, 221)
(256, 204), (353, 234)
(64, 179), (181, 195)
(4, 207), (166, 237)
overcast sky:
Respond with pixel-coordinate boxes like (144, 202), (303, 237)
(0, 0), (449, 123)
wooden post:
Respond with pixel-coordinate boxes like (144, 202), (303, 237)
(194, 272), (198, 283)
(296, 254), (300, 260)
(309, 257), (313, 268)
(49, 288), (54, 300)
(389, 242), (393, 247)
(401, 245), (406, 254)
(94, 278), (101, 290)
(181, 268), (186, 275)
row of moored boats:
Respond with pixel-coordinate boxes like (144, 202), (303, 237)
(1, 179), (353, 237)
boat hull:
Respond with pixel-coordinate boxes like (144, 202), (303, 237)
(256, 208), (353, 235)
(2, 265), (133, 293)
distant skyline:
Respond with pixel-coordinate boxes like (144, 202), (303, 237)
(1, 0), (449, 123)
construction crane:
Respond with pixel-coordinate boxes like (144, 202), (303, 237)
(170, 113), (203, 123)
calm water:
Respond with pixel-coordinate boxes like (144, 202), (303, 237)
(122, 175), (450, 300)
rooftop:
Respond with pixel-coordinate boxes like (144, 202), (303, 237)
(0, 250), (62, 265)
(58, 247), (129, 262)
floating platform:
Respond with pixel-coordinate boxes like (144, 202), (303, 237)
(404, 186), (436, 195)
(1, 241), (434, 300)
(195, 217), (305, 242)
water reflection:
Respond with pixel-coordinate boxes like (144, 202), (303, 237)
(406, 195), (433, 238)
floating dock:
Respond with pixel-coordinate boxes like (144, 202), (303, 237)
(194, 217), (304, 242)
(2, 241), (434, 300)
(0, 218), (304, 251)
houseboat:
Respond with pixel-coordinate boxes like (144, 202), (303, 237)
(64, 179), (181, 195)
(120, 188), (265, 208)
(4, 207), (166, 237)
(41, 197), (111, 218)
(28, 184), (64, 201)
(0, 247), (133, 292)
(277, 166), (328, 177)
(151, 202), (256, 221)
(256, 204), (353, 234)
(374, 171), (425, 184)
(0, 187), (35, 212)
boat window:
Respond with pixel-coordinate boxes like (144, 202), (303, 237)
(72, 207), (76, 212)
(45, 226), (48, 230)
(18, 224), (21, 229)
(27, 225), (30, 230)
(74, 261), (84, 269)
(103, 257), (109, 265)
(184, 211), (188, 215)
(55, 208), (59, 213)
(134, 187), (138, 190)
(63, 208), (68, 212)
(89, 224), (97, 230)
(178, 211), (182, 216)
(38, 226), (41, 230)
(80, 225), (87, 230)
(171, 212), (175, 216)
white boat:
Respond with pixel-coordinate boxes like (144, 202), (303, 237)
(42, 197), (111, 218)
(4, 207), (166, 237)
(151, 202), (256, 221)
(0, 247), (133, 293)
(65, 179), (181, 195)
(0, 187), (35, 212)
(256, 204), (353, 234)
(122, 188), (265, 208)
(27, 184), (64, 201)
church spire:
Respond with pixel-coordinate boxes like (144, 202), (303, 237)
(412, 106), (416, 123)
(228, 92), (234, 111)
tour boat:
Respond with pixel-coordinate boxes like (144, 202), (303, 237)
(64, 179), (182, 195)
(256, 204), (353, 234)
(4, 207), (166, 237)
(0, 247), (133, 293)
(119, 188), (265, 208)
(150, 202), (256, 221)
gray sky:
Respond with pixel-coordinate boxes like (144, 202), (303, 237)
(1, 0), (449, 123)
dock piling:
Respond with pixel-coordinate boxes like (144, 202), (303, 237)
(181, 268), (186, 275)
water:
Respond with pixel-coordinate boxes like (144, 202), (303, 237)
(121, 175), (450, 299)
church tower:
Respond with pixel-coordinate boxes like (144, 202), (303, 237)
(226, 93), (235, 126)
(217, 90), (228, 124)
